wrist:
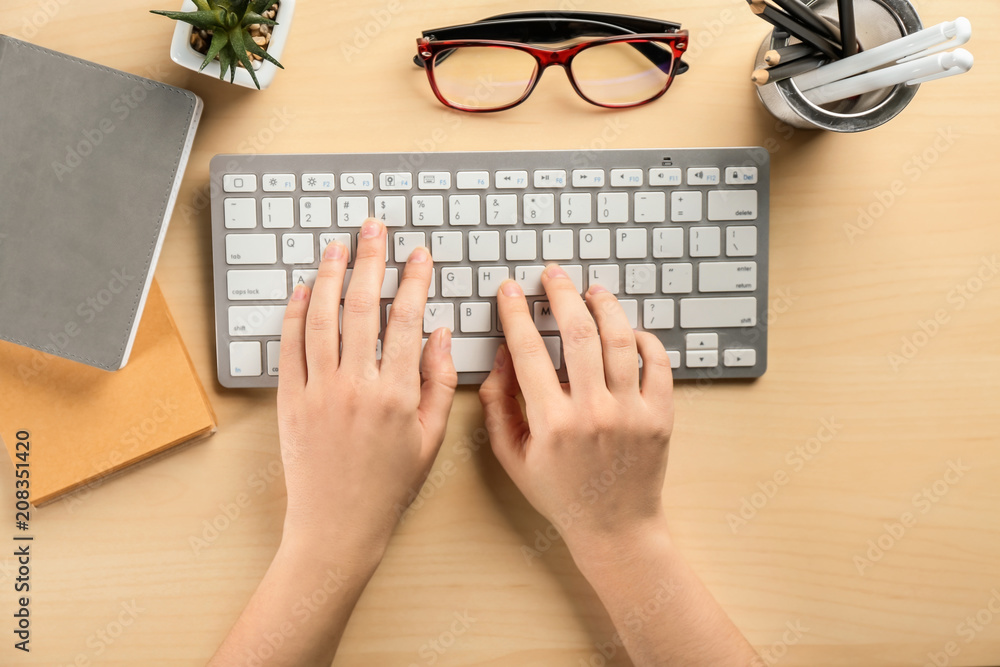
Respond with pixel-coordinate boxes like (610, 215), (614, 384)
(278, 520), (388, 578)
(566, 513), (675, 584)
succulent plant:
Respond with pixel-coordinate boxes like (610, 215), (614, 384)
(151, 0), (283, 89)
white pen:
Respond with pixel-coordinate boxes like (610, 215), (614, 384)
(792, 17), (972, 92)
(803, 49), (973, 106)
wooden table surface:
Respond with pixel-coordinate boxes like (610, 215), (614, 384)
(3, 0), (999, 665)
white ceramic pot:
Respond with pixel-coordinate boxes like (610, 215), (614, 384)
(167, 0), (295, 90)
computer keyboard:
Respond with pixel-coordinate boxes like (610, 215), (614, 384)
(209, 148), (769, 388)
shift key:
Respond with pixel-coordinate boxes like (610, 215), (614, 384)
(680, 297), (756, 328)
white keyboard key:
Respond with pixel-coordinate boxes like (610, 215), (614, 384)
(690, 227), (721, 257)
(643, 299), (674, 329)
(725, 167), (758, 185)
(686, 333), (719, 350)
(282, 233), (315, 264)
(379, 172), (412, 190)
(292, 269), (317, 288)
(469, 231), (501, 262)
(227, 269), (287, 300)
(726, 226), (758, 257)
(588, 265), (620, 294)
(230, 341), (262, 376)
(666, 350), (681, 368)
(486, 194), (518, 225)
(496, 170), (529, 189)
(460, 302), (492, 333)
(533, 170), (566, 188)
(438, 336), (560, 372)
(506, 230), (537, 261)
(616, 229), (647, 259)
(564, 265), (585, 293)
(708, 190), (758, 221)
(302, 173), (335, 191)
(319, 233), (352, 261)
(262, 173), (295, 192)
(441, 266), (473, 297)
(598, 192), (629, 223)
(412, 195), (444, 226)
(478, 266), (510, 298)
(337, 196), (370, 227)
(533, 301), (558, 331)
(671, 191), (703, 222)
(374, 196), (407, 226)
(724, 349), (757, 367)
(620, 300), (639, 328)
(457, 171), (490, 190)
(394, 232), (426, 262)
(449, 195), (481, 226)
(224, 174), (257, 193)
(649, 168), (682, 186)
(266, 340), (281, 375)
(560, 193), (592, 224)
(611, 168), (643, 187)
(687, 168), (720, 186)
(699, 262), (757, 292)
(418, 171), (451, 190)
(572, 169), (605, 188)
(514, 265), (545, 296)
(542, 229), (574, 261)
(634, 192), (667, 223)
(299, 197), (332, 228)
(340, 268), (399, 299)
(341, 172), (374, 191)
(662, 263), (693, 293)
(431, 231), (463, 262)
(424, 303), (455, 333)
(652, 228), (684, 258)
(225, 198), (257, 229)
(261, 197), (294, 228)
(680, 297), (757, 328)
(625, 264), (657, 295)
(229, 306), (285, 336)
(580, 229), (611, 260)
(686, 350), (719, 368)
(226, 234), (276, 265)
(524, 194), (555, 224)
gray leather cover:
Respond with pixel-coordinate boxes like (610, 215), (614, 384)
(0, 36), (201, 370)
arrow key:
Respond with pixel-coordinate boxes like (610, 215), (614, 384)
(723, 349), (756, 367)
(686, 350), (719, 368)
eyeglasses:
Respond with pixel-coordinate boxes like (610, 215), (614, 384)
(413, 11), (690, 112)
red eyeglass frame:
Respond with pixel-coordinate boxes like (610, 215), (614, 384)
(416, 32), (690, 113)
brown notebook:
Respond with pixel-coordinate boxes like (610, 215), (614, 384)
(0, 280), (216, 505)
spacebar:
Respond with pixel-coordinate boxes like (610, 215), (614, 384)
(424, 336), (562, 372)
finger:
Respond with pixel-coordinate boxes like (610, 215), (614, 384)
(304, 241), (348, 375)
(278, 284), (310, 393)
(496, 279), (562, 409)
(634, 330), (674, 407)
(382, 246), (433, 385)
(585, 284), (640, 394)
(418, 328), (458, 460)
(340, 218), (386, 369)
(540, 264), (607, 396)
(479, 344), (529, 477)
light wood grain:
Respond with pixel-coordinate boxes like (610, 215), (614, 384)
(2, 0), (999, 665)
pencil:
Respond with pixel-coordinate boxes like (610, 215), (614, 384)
(749, 1), (840, 60)
(752, 54), (827, 85)
(764, 43), (818, 65)
(770, 0), (842, 44)
(838, 0), (858, 57)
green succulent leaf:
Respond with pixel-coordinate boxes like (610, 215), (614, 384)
(241, 12), (277, 27)
(150, 9), (225, 31)
(218, 46), (236, 83)
(227, 28), (261, 89)
(191, 0), (212, 11)
(246, 38), (283, 69)
(200, 30), (230, 71)
(251, 0), (275, 14)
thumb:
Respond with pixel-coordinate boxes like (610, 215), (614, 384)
(478, 344), (529, 475)
(418, 328), (458, 458)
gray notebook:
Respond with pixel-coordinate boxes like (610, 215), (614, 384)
(0, 36), (202, 370)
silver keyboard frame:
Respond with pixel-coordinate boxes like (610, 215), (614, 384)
(210, 148), (770, 388)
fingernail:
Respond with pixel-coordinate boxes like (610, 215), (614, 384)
(409, 246), (429, 263)
(545, 264), (567, 279)
(588, 283), (607, 295)
(361, 218), (382, 238)
(291, 284), (310, 301)
(324, 241), (345, 260)
(501, 280), (522, 297)
(495, 344), (507, 369)
(439, 328), (452, 351)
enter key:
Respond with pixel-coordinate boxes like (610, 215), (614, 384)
(698, 261), (757, 292)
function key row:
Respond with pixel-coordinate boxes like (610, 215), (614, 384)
(222, 166), (759, 193)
